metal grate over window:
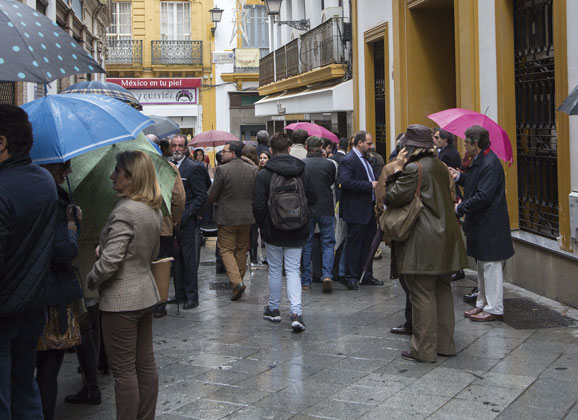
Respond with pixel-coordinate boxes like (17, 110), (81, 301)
(514, 0), (558, 239)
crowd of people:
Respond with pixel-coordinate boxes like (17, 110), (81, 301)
(0, 101), (514, 419)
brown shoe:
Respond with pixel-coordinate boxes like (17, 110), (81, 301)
(322, 277), (332, 293)
(464, 307), (483, 318)
(469, 311), (503, 322)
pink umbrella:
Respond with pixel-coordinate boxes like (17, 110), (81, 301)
(428, 108), (513, 165)
(190, 130), (238, 147)
(284, 122), (339, 144)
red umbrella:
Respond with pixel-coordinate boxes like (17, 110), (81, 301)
(428, 108), (513, 165)
(190, 130), (238, 147)
(284, 122), (339, 144)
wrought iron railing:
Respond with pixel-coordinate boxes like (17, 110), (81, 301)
(106, 39), (143, 66)
(151, 40), (202, 66)
(514, 0), (558, 239)
(259, 17), (346, 86)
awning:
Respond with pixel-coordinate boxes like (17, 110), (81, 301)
(254, 79), (353, 117)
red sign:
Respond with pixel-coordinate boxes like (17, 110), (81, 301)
(107, 78), (201, 89)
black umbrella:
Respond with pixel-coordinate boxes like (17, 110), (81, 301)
(558, 84), (578, 115)
(0, 0), (104, 83)
(60, 80), (143, 110)
(142, 115), (180, 138)
(359, 228), (383, 284)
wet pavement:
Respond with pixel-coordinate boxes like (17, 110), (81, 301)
(56, 239), (578, 419)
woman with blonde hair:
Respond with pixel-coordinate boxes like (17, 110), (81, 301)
(87, 150), (162, 420)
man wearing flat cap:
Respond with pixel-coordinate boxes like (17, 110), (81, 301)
(301, 136), (337, 293)
(339, 131), (384, 290)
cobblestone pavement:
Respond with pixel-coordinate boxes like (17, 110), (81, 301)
(56, 240), (578, 419)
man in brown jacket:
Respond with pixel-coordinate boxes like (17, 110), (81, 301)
(206, 141), (258, 301)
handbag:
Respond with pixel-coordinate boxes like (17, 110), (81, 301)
(150, 257), (174, 303)
(379, 161), (423, 242)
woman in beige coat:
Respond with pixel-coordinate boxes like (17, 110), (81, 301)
(87, 151), (162, 420)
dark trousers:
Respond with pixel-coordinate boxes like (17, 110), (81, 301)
(101, 308), (158, 420)
(345, 221), (377, 283)
(399, 275), (412, 331)
(36, 349), (65, 420)
(249, 223), (259, 263)
(0, 308), (46, 420)
(74, 305), (100, 389)
(174, 220), (201, 302)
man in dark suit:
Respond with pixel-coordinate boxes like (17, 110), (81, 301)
(170, 134), (208, 309)
(329, 137), (348, 165)
(339, 131), (384, 290)
(434, 129), (462, 170)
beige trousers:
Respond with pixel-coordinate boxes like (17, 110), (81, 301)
(218, 224), (251, 287)
(101, 307), (158, 420)
(405, 274), (455, 362)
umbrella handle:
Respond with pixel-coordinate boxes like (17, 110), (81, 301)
(66, 178), (81, 234)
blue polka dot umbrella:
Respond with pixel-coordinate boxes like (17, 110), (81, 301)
(0, 0), (104, 83)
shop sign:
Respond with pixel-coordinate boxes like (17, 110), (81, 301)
(212, 51), (234, 64)
(107, 78), (200, 104)
(107, 78), (201, 89)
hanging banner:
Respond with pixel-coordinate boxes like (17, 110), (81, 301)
(235, 48), (260, 68)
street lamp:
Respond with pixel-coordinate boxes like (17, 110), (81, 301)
(209, 6), (224, 35)
(263, 0), (310, 32)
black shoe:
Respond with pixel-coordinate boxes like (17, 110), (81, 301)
(167, 296), (184, 305)
(154, 308), (168, 318)
(290, 313), (306, 332)
(231, 282), (246, 301)
(64, 386), (101, 405)
(390, 325), (412, 335)
(463, 287), (478, 303)
(346, 281), (358, 290)
(451, 270), (465, 281)
(182, 300), (199, 310)
(263, 305), (281, 322)
(360, 277), (384, 286)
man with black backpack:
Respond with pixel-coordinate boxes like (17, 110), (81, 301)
(253, 133), (316, 332)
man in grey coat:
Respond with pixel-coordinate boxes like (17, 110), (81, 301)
(206, 141), (258, 301)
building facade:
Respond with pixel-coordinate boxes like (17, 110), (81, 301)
(104, 0), (216, 138)
(352, 0), (578, 308)
(254, 0), (353, 140)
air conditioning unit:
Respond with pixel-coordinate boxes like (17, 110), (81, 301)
(321, 7), (342, 23)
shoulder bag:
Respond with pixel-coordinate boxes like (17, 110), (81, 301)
(379, 161), (423, 242)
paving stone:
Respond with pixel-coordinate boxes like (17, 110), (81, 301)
(439, 355), (501, 374)
(453, 384), (523, 409)
(329, 384), (395, 405)
(472, 372), (536, 389)
(404, 377), (469, 398)
(307, 367), (369, 385)
(219, 405), (294, 420)
(358, 404), (427, 420)
(380, 388), (450, 416)
(172, 398), (243, 419)
(428, 398), (504, 419)
(303, 399), (374, 420)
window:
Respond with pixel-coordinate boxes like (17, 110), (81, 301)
(242, 5), (269, 52)
(161, 2), (191, 40)
(108, 2), (132, 40)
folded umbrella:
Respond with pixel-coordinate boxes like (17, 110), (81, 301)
(143, 115), (181, 138)
(558, 84), (578, 115)
(284, 122), (339, 144)
(359, 228), (383, 284)
(68, 132), (177, 241)
(60, 80), (142, 110)
(428, 108), (513, 165)
(21, 94), (153, 164)
(0, 0), (104, 83)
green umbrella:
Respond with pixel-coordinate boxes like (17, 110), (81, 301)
(69, 132), (176, 241)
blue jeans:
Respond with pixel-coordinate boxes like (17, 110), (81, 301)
(265, 243), (303, 316)
(301, 216), (336, 286)
(0, 308), (46, 420)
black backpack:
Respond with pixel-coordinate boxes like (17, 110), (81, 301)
(267, 172), (307, 231)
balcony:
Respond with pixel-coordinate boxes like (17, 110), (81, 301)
(259, 17), (346, 88)
(106, 40), (143, 66)
(151, 40), (202, 66)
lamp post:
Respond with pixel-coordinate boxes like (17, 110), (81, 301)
(263, 0), (310, 31)
(209, 6), (224, 35)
